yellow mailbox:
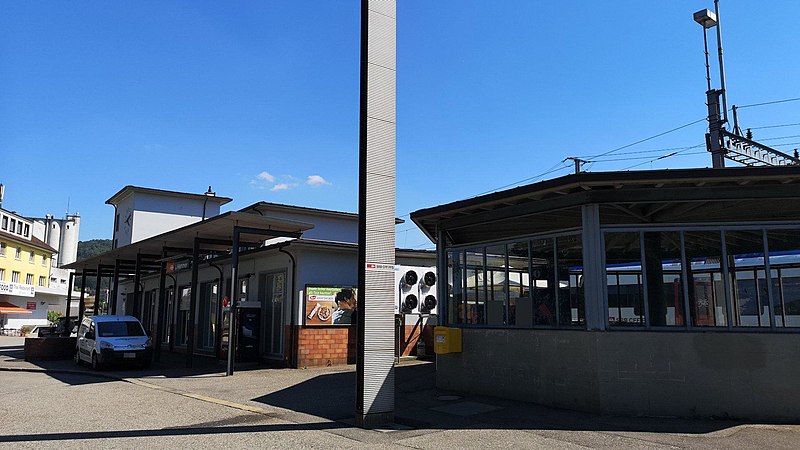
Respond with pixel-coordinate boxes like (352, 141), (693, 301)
(434, 326), (462, 354)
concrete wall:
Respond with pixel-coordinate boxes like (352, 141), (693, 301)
(436, 328), (800, 421)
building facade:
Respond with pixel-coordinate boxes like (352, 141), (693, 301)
(0, 208), (58, 330)
(412, 166), (800, 421)
(68, 188), (437, 368)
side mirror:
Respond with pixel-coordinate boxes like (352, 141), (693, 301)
(84, 331), (94, 340)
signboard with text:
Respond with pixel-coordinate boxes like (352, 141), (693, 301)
(0, 281), (35, 297)
(304, 285), (358, 327)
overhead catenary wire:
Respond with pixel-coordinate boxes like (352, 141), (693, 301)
(736, 97), (800, 109)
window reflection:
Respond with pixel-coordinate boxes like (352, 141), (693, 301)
(465, 249), (485, 325)
(604, 232), (644, 326)
(643, 231), (684, 326)
(447, 251), (464, 325)
(726, 230), (766, 327)
(767, 229), (800, 328)
(556, 235), (584, 327)
(683, 231), (727, 327)
(486, 245), (507, 327)
(508, 241), (530, 328)
(531, 238), (556, 326)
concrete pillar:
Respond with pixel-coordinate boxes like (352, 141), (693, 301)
(581, 204), (606, 331)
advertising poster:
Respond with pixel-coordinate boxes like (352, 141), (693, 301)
(304, 285), (358, 326)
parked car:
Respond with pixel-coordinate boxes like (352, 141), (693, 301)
(74, 315), (152, 370)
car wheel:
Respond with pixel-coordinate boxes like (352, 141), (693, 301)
(91, 352), (102, 371)
(74, 349), (82, 366)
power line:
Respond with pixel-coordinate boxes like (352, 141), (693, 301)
(737, 97), (800, 109)
(749, 122), (800, 131)
(588, 117), (707, 160)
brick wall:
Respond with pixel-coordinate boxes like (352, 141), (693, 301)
(295, 326), (357, 368)
(291, 323), (436, 368)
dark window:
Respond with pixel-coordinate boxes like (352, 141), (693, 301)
(97, 321), (145, 337)
(643, 231), (684, 327)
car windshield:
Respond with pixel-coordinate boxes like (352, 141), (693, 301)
(97, 321), (145, 337)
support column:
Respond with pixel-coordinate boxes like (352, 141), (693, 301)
(77, 272), (87, 323)
(226, 229), (240, 376)
(356, 0), (397, 428)
(65, 272), (75, 329)
(581, 204), (606, 331)
(155, 258), (168, 362)
(133, 254), (143, 319)
(93, 266), (102, 316)
(111, 259), (121, 315)
(186, 238), (200, 368)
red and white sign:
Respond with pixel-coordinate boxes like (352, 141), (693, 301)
(26, 302), (36, 310)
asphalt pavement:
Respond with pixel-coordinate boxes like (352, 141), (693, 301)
(2, 336), (799, 449)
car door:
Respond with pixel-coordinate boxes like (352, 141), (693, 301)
(86, 321), (97, 356)
(77, 321), (89, 361)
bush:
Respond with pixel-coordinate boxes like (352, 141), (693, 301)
(47, 310), (63, 325)
(20, 325), (34, 336)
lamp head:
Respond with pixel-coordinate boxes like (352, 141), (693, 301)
(693, 9), (718, 29)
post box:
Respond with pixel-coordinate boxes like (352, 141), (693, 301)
(434, 326), (462, 354)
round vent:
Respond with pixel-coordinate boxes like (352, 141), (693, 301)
(423, 295), (437, 310)
(423, 271), (436, 286)
(403, 294), (418, 311)
(403, 270), (418, 286)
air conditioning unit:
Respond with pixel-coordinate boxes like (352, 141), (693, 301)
(394, 265), (438, 315)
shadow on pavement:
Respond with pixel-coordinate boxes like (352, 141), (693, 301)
(253, 362), (752, 435)
(0, 421), (345, 443)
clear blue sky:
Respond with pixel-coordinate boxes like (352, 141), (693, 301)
(2, 1), (799, 248)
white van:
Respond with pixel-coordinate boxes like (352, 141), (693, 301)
(74, 315), (152, 370)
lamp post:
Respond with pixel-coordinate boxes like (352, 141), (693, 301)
(694, 2), (728, 168)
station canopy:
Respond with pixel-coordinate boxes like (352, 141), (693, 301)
(412, 166), (800, 245)
(65, 211), (314, 271)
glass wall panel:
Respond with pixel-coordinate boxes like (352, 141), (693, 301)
(465, 249), (486, 325)
(604, 232), (644, 326)
(176, 286), (191, 346)
(643, 231), (684, 326)
(684, 231), (727, 327)
(447, 251), (464, 325)
(556, 234), (584, 327)
(767, 229), (800, 327)
(531, 238), (556, 326)
(725, 230), (766, 327)
(486, 245), (507, 326)
(508, 241), (530, 328)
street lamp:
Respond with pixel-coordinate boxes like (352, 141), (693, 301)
(693, 2), (728, 124)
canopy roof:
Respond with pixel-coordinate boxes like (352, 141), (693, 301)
(65, 211), (314, 270)
(412, 166), (800, 245)
(0, 302), (32, 315)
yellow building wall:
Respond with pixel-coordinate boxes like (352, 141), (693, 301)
(0, 236), (52, 287)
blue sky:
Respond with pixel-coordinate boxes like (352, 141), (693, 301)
(2, 1), (799, 248)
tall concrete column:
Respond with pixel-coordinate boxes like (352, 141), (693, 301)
(581, 204), (606, 331)
(356, 0), (396, 428)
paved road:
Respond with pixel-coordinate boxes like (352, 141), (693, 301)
(2, 336), (800, 449)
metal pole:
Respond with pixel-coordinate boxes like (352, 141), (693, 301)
(111, 259), (120, 315)
(702, 27), (712, 92)
(133, 254), (143, 319)
(93, 266), (102, 316)
(65, 272), (74, 330)
(155, 258), (167, 362)
(77, 272), (87, 323)
(714, 0), (729, 124)
(226, 228), (240, 376)
(187, 238), (200, 368)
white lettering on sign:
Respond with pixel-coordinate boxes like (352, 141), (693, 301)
(365, 263), (396, 272)
(0, 281), (35, 297)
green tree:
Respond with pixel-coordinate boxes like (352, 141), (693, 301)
(76, 239), (113, 293)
